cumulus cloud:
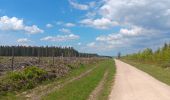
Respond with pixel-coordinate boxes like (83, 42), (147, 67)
(69, 0), (89, 10)
(59, 28), (71, 34)
(120, 26), (143, 37)
(82, 0), (170, 53)
(46, 24), (53, 28)
(56, 21), (63, 25)
(87, 42), (95, 47)
(99, 0), (170, 30)
(85, 12), (96, 18)
(81, 0), (170, 31)
(80, 18), (119, 29)
(96, 27), (140, 43)
(87, 26), (165, 51)
(65, 23), (75, 27)
(69, 0), (96, 10)
(0, 16), (43, 34)
(78, 42), (82, 45)
(41, 34), (79, 42)
(17, 38), (31, 43)
(87, 42), (116, 51)
(24, 25), (44, 34)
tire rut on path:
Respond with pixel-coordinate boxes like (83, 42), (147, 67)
(19, 66), (97, 100)
(88, 70), (108, 100)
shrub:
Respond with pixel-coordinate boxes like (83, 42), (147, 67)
(0, 66), (48, 94)
(23, 66), (47, 79)
(161, 62), (170, 68)
(67, 64), (74, 69)
(7, 72), (24, 81)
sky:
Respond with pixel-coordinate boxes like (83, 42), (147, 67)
(0, 0), (170, 56)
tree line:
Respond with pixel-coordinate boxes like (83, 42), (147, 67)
(0, 46), (98, 57)
(124, 43), (170, 63)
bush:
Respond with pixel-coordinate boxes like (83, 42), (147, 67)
(23, 66), (47, 79)
(161, 62), (170, 68)
(8, 72), (24, 81)
(67, 63), (84, 69)
(67, 64), (74, 69)
(0, 66), (48, 94)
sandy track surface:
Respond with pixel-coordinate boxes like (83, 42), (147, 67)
(109, 59), (170, 100)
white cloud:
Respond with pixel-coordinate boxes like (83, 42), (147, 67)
(17, 38), (31, 43)
(86, 12), (96, 18)
(78, 42), (82, 45)
(69, 0), (96, 10)
(80, 18), (119, 29)
(89, 2), (96, 8)
(56, 21), (63, 25)
(59, 28), (71, 34)
(24, 25), (44, 34)
(87, 26), (162, 51)
(0, 16), (43, 34)
(80, 0), (170, 54)
(87, 42), (95, 47)
(69, 0), (89, 10)
(41, 34), (79, 42)
(120, 26), (143, 36)
(65, 23), (75, 27)
(164, 9), (170, 16)
(99, 0), (170, 30)
(46, 24), (53, 28)
(87, 42), (116, 51)
(96, 26), (145, 44)
(0, 16), (24, 30)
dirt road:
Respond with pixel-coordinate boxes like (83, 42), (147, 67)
(109, 59), (170, 100)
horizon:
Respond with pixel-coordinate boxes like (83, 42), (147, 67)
(0, 0), (170, 56)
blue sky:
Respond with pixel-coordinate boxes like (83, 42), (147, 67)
(0, 0), (170, 56)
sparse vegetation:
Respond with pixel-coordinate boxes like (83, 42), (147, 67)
(0, 66), (48, 95)
(0, 57), (110, 99)
(98, 60), (115, 100)
(43, 59), (115, 100)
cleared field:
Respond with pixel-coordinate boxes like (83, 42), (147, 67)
(0, 57), (103, 99)
(43, 59), (115, 100)
(0, 58), (115, 100)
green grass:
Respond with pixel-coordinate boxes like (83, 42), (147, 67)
(0, 62), (97, 100)
(42, 60), (115, 100)
(121, 59), (170, 85)
(0, 66), (48, 94)
(0, 66), (48, 99)
(98, 60), (115, 100)
(0, 93), (18, 100)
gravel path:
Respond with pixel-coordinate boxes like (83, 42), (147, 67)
(109, 59), (170, 100)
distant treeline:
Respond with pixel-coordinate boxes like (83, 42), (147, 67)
(0, 46), (98, 57)
(124, 43), (170, 63)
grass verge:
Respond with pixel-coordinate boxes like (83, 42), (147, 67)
(121, 59), (170, 85)
(42, 59), (115, 100)
(98, 60), (115, 100)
